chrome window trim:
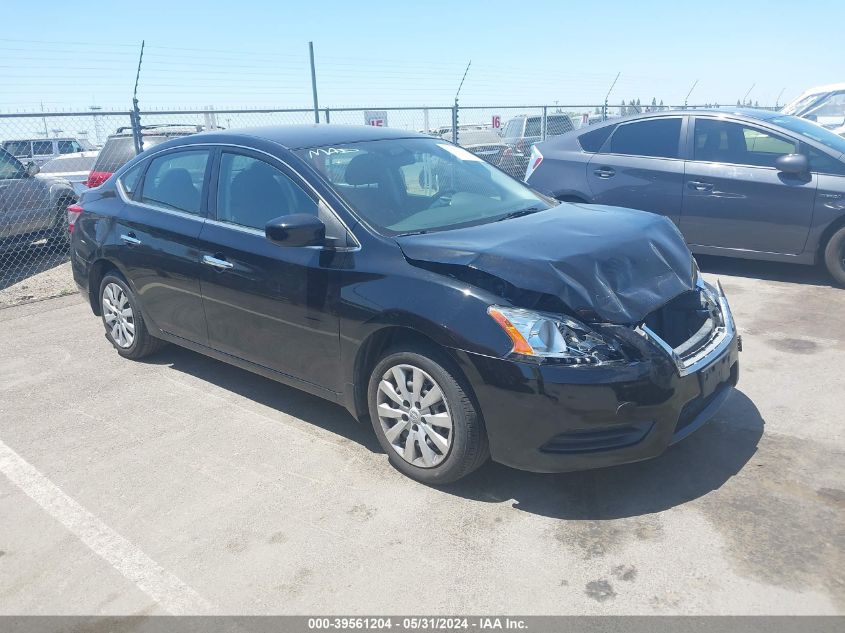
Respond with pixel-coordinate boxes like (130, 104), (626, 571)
(116, 141), (361, 251)
(638, 280), (736, 377)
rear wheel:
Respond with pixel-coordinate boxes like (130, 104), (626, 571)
(367, 347), (488, 485)
(822, 225), (845, 286)
(99, 273), (165, 359)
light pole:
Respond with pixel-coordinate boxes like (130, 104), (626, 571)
(89, 104), (103, 145)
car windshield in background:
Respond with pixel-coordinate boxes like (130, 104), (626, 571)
(769, 115), (845, 154)
(298, 138), (553, 236)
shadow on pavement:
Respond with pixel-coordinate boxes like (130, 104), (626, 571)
(145, 344), (762, 521)
(697, 254), (835, 287)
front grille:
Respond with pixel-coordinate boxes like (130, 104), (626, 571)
(639, 282), (733, 376)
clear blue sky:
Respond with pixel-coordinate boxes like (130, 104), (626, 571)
(2, 0), (844, 112)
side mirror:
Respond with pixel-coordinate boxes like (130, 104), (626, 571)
(25, 161), (40, 177)
(775, 153), (809, 175)
(265, 213), (326, 247)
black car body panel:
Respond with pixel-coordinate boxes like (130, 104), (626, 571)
(396, 203), (695, 324)
(71, 125), (739, 474)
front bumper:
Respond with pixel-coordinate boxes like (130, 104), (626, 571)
(455, 293), (740, 473)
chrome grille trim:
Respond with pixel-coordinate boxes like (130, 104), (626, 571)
(638, 280), (736, 377)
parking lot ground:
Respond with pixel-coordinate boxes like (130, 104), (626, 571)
(0, 258), (843, 615)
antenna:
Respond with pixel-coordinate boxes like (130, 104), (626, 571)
(454, 60), (471, 104)
(684, 79), (698, 107)
(742, 83), (755, 105)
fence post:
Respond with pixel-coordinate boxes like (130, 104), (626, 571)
(309, 41), (320, 124)
(130, 100), (143, 155)
(423, 108), (429, 135)
(541, 106), (548, 141)
(452, 103), (459, 144)
(324, 107), (330, 124)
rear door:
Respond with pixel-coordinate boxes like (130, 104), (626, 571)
(114, 147), (211, 343)
(31, 140), (55, 166)
(586, 116), (686, 223)
(197, 148), (347, 392)
(680, 117), (816, 254)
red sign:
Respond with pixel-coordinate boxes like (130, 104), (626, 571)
(492, 115), (501, 129)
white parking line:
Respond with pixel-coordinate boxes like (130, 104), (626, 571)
(0, 439), (213, 615)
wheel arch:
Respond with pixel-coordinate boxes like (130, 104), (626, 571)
(817, 214), (845, 264)
(86, 257), (126, 316)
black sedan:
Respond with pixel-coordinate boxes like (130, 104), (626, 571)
(525, 109), (845, 284)
(70, 125), (739, 484)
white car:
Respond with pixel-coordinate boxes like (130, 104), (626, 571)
(36, 151), (99, 195)
(782, 83), (845, 136)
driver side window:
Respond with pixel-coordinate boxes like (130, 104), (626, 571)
(216, 153), (317, 230)
(0, 150), (24, 180)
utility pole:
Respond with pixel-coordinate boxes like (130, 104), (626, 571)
(684, 79), (698, 108)
(453, 60), (471, 144)
(603, 72), (620, 121)
(309, 42), (320, 124)
(40, 101), (48, 138)
(89, 103), (102, 145)
(131, 40), (145, 154)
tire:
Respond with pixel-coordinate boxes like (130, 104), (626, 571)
(98, 273), (166, 359)
(367, 346), (489, 485)
(823, 225), (845, 286)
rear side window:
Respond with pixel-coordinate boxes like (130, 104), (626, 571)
(118, 161), (146, 196)
(547, 115), (574, 136)
(4, 141), (32, 158)
(524, 117), (541, 138)
(579, 125), (617, 152)
(32, 140), (54, 155)
(139, 150), (209, 214)
(609, 118), (682, 159)
(503, 119), (523, 138)
(57, 140), (82, 154)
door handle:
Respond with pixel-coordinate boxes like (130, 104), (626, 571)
(120, 233), (141, 245)
(687, 181), (714, 192)
(593, 167), (615, 178)
(202, 254), (234, 270)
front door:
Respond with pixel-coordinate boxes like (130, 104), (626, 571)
(680, 117), (817, 254)
(114, 148), (211, 343)
(586, 116), (686, 224)
(197, 149), (345, 393)
(0, 149), (53, 239)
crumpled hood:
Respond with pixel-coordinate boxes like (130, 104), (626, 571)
(396, 203), (695, 324)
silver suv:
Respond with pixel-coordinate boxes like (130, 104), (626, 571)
(2, 137), (93, 166)
(0, 147), (76, 251)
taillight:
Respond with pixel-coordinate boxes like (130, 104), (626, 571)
(67, 203), (83, 233)
(85, 170), (112, 188)
(524, 146), (544, 181)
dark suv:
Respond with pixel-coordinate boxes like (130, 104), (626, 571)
(70, 125), (739, 485)
(85, 124), (203, 189)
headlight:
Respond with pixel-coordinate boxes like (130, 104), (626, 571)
(487, 306), (627, 366)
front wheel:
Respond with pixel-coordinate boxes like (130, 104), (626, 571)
(822, 226), (845, 286)
(367, 347), (489, 485)
(99, 273), (165, 359)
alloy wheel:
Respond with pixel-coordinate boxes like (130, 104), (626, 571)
(102, 282), (135, 349)
(376, 363), (453, 468)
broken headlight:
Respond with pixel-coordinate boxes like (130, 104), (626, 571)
(487, 306), (627, 366)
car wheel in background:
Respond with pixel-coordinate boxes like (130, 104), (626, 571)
(367, 347), (489, 485)
(99, 273), (166, 359)
(823, 225), (845, 286)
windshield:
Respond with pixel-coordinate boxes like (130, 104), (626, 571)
(769, 115), (845, 155)
(297, 137), (553, 236)
(782, 93), (824, 116)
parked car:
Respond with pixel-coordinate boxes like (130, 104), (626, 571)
(37, 151), (99, 195)
(2, 137), (93, 166)
(0, 147), (77, 251)
(85, 124), (203, 189)
(446, 128), (510, 166)
(498, 114), (575, 178)
(782, 83), (845, 136)
(526, 109), (845, 284)
(71, 125), (739, 485)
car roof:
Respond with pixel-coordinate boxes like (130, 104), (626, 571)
(578, 108), (781, 131)
(3, 137), (78, 142)
(197, 124), (426, 149)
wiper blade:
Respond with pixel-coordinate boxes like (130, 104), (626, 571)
(496, 206), (545, 222)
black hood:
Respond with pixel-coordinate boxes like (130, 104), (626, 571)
(396, 203), (695, 324)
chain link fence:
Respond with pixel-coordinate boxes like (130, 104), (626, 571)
(0, 102), (774, 307)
